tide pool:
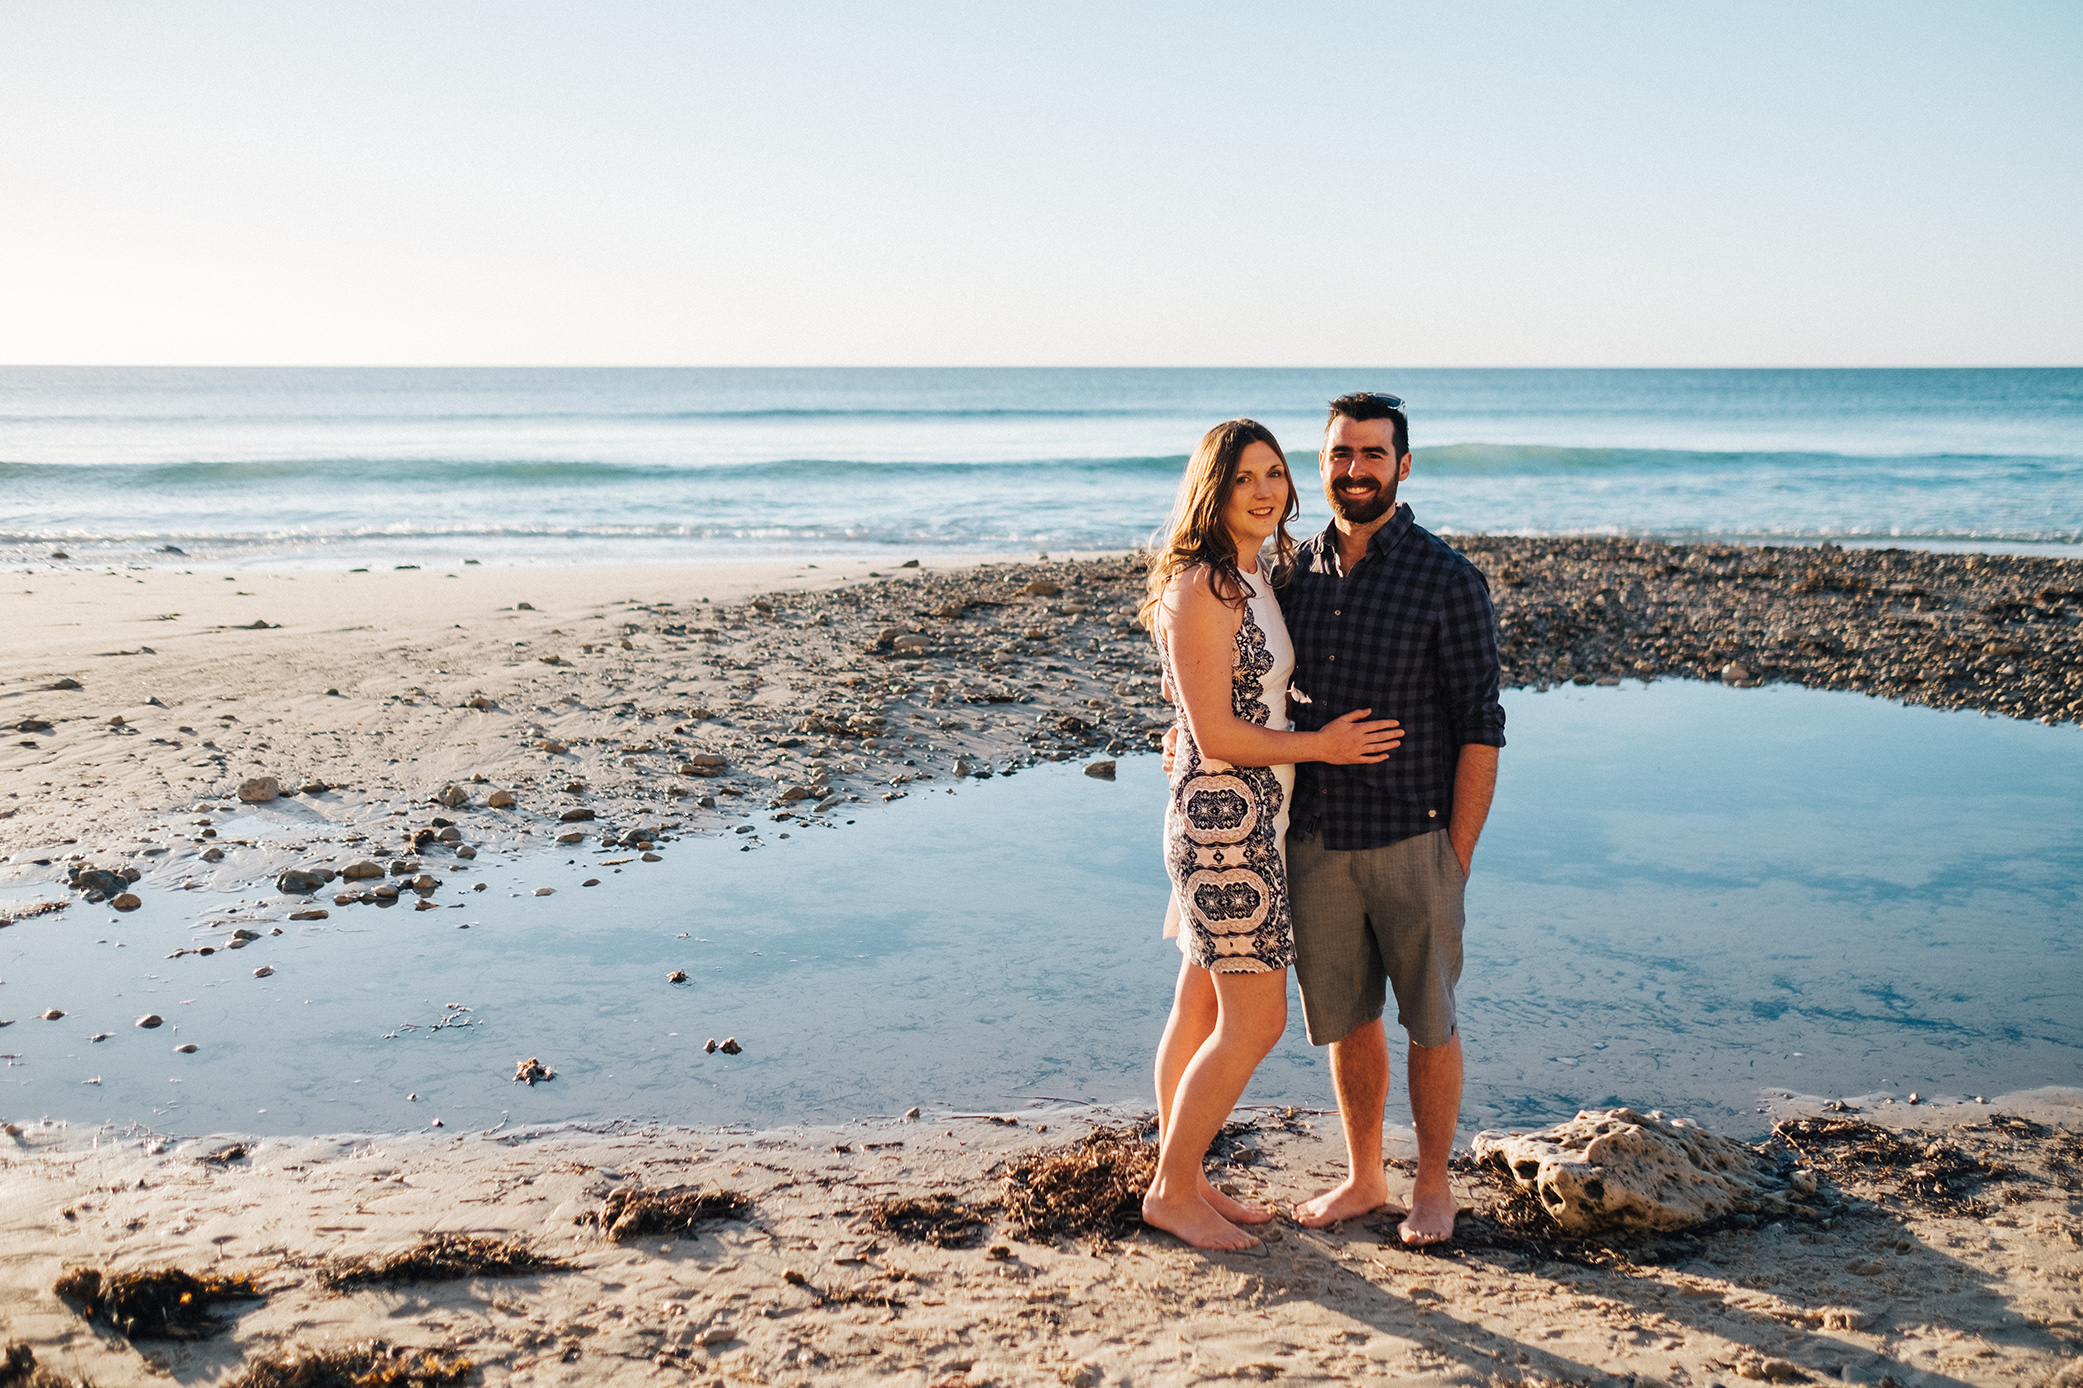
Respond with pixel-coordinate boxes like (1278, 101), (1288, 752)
(1, 680), (2076, 1140)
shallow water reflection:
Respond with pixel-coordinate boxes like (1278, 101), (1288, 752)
(1, 681), (2076, 1139)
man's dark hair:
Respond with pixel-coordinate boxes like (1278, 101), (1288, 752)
(1326, 392), (1409, 462)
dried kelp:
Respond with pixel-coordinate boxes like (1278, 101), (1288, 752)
(317, 1234), (570, 1292)
(0, 1342), (89, 1388)
(228, 1341), (473, 1388)
(580, 1185), (751, 1241)
(53, 1265), (263, 1340)
(999, 1125), (1156, 1241)
(1772, 1117), (2009, 1216)
(866, 1193), (988, 1249)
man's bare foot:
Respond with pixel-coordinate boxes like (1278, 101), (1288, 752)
(1294, 1174), (1399, 1228)
(1200, 1175), (1273, 1225)
(1142, 1191), (1260, 1250)
(1398, 1181), (1458, 1246)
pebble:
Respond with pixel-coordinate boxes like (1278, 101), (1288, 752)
(704, 1038), (718, 1053)
(1084, 759), (1116, 780)
(556, 831), (585, 844)
(560, 807), (597, 822)
(437, 783), (470, 808)
(667, 970), (688, 983)
(582, 878), (601, 887)
(485, 788), (517, 808)
(111, 893), (141, 912)
(89, 1033), (110, 1042)
(513, 1056), (555, 1084)
(237, 776), (281, 803)
(534, 887), (555, 896)
(340, 860), (385, 881)
(136, 1014), (163, 1028)
(533, 739), (569, 753)
(253, 966), (274, 978)
(39, 1009), (64, 1021)
(288, 910), (328, 921)
(173, 1043), (197, 1054)
(277, 868), (327, 895)
(720, 1037), (742, 1055)
(201, 847), (224, 862)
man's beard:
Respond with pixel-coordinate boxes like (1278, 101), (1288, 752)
(1328, 479), (1395, 524)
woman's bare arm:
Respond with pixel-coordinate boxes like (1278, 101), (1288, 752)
(1163, 568), (1399, 767)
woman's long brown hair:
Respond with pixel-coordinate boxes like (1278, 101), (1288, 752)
(1139, 418), (1298, 632)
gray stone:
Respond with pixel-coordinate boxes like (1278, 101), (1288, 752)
(277, 869), (326, 895)
(1471, 1107), (1816, 1234)
(436, 782), (470, 808)
(340, 860), (384, 880)
(136, 1013), (164, 1028)
(560, 807), (596, 822)
(1084, 760), (1117, 780)
(237, 776), (281, 803)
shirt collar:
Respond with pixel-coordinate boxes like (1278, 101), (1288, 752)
(1314, 503), (1414, 576)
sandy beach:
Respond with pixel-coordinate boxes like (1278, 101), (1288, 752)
(3, 1090), (2080, 1387)
(2, 544), (2080, 1385)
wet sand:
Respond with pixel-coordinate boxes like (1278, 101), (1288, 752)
(2, 1090), (2079, 1387)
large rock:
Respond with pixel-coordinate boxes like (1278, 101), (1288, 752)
(277, 868), (326, 895)
(238, 776), (281, 803)
(1470, 1107), (1817, 1234)
(340, 860), (384, 881)
(436, 783), (470, 808)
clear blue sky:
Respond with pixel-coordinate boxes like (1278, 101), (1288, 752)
(4, 1), (2078, 366)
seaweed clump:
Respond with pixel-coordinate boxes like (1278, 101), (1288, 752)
(317, 1234), (570, 1293)
(1772, 1117), (2009, 1216)
(53, 1266), (264, 1340)
(1, 1342), (89, 1388)
(866, 1193), (989, 1249)
(227, 1341), (473, 1388)
(580, 1185), (751, 1241)
(999, 1125), (1156, 1241)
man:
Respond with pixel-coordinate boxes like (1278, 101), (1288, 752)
(1280, 391), (1504, 1245)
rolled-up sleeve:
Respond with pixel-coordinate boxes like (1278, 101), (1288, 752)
(1437, 568), (1506, 749)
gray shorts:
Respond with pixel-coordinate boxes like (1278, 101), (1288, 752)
(1288, 827), (1466, 1048)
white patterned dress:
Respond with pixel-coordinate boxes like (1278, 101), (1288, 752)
(1158, 564), (1297, 973)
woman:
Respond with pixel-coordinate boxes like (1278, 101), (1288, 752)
(1140, 418), (1401, 1250)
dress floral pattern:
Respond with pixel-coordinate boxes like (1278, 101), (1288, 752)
(1160, 566), (1297, 974)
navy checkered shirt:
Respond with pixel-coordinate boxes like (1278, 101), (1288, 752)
(1278, 505), (1506, 851)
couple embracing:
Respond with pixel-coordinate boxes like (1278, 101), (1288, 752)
(1140, 392), (1505, 1251)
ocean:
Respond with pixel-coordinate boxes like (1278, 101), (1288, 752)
(4, 367), (2080, 567)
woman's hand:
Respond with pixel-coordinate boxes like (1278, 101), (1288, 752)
(1312, 707), (1402, 765)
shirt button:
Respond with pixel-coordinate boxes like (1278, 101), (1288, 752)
(1327, 654), (1335, 662)
(1428, 809), (1437, 817)
(1333, 609), (1341, 616)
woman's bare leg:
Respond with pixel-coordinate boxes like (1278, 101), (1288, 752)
(1153, 957), (1273, 1225)
(1142, 966), (1289, 1249)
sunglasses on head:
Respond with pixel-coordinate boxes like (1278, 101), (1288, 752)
(1359, 392), (1404, 409)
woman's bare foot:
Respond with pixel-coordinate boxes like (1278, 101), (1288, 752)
(1200, 1175), (1273, 1225)
(1142, 1191), (1261, 1250)
(1397, 1179), (1458, 1246)
(1294, 1172), (1399, 1228)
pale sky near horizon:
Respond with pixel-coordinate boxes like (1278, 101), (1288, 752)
(3, 2), (2078, 367)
